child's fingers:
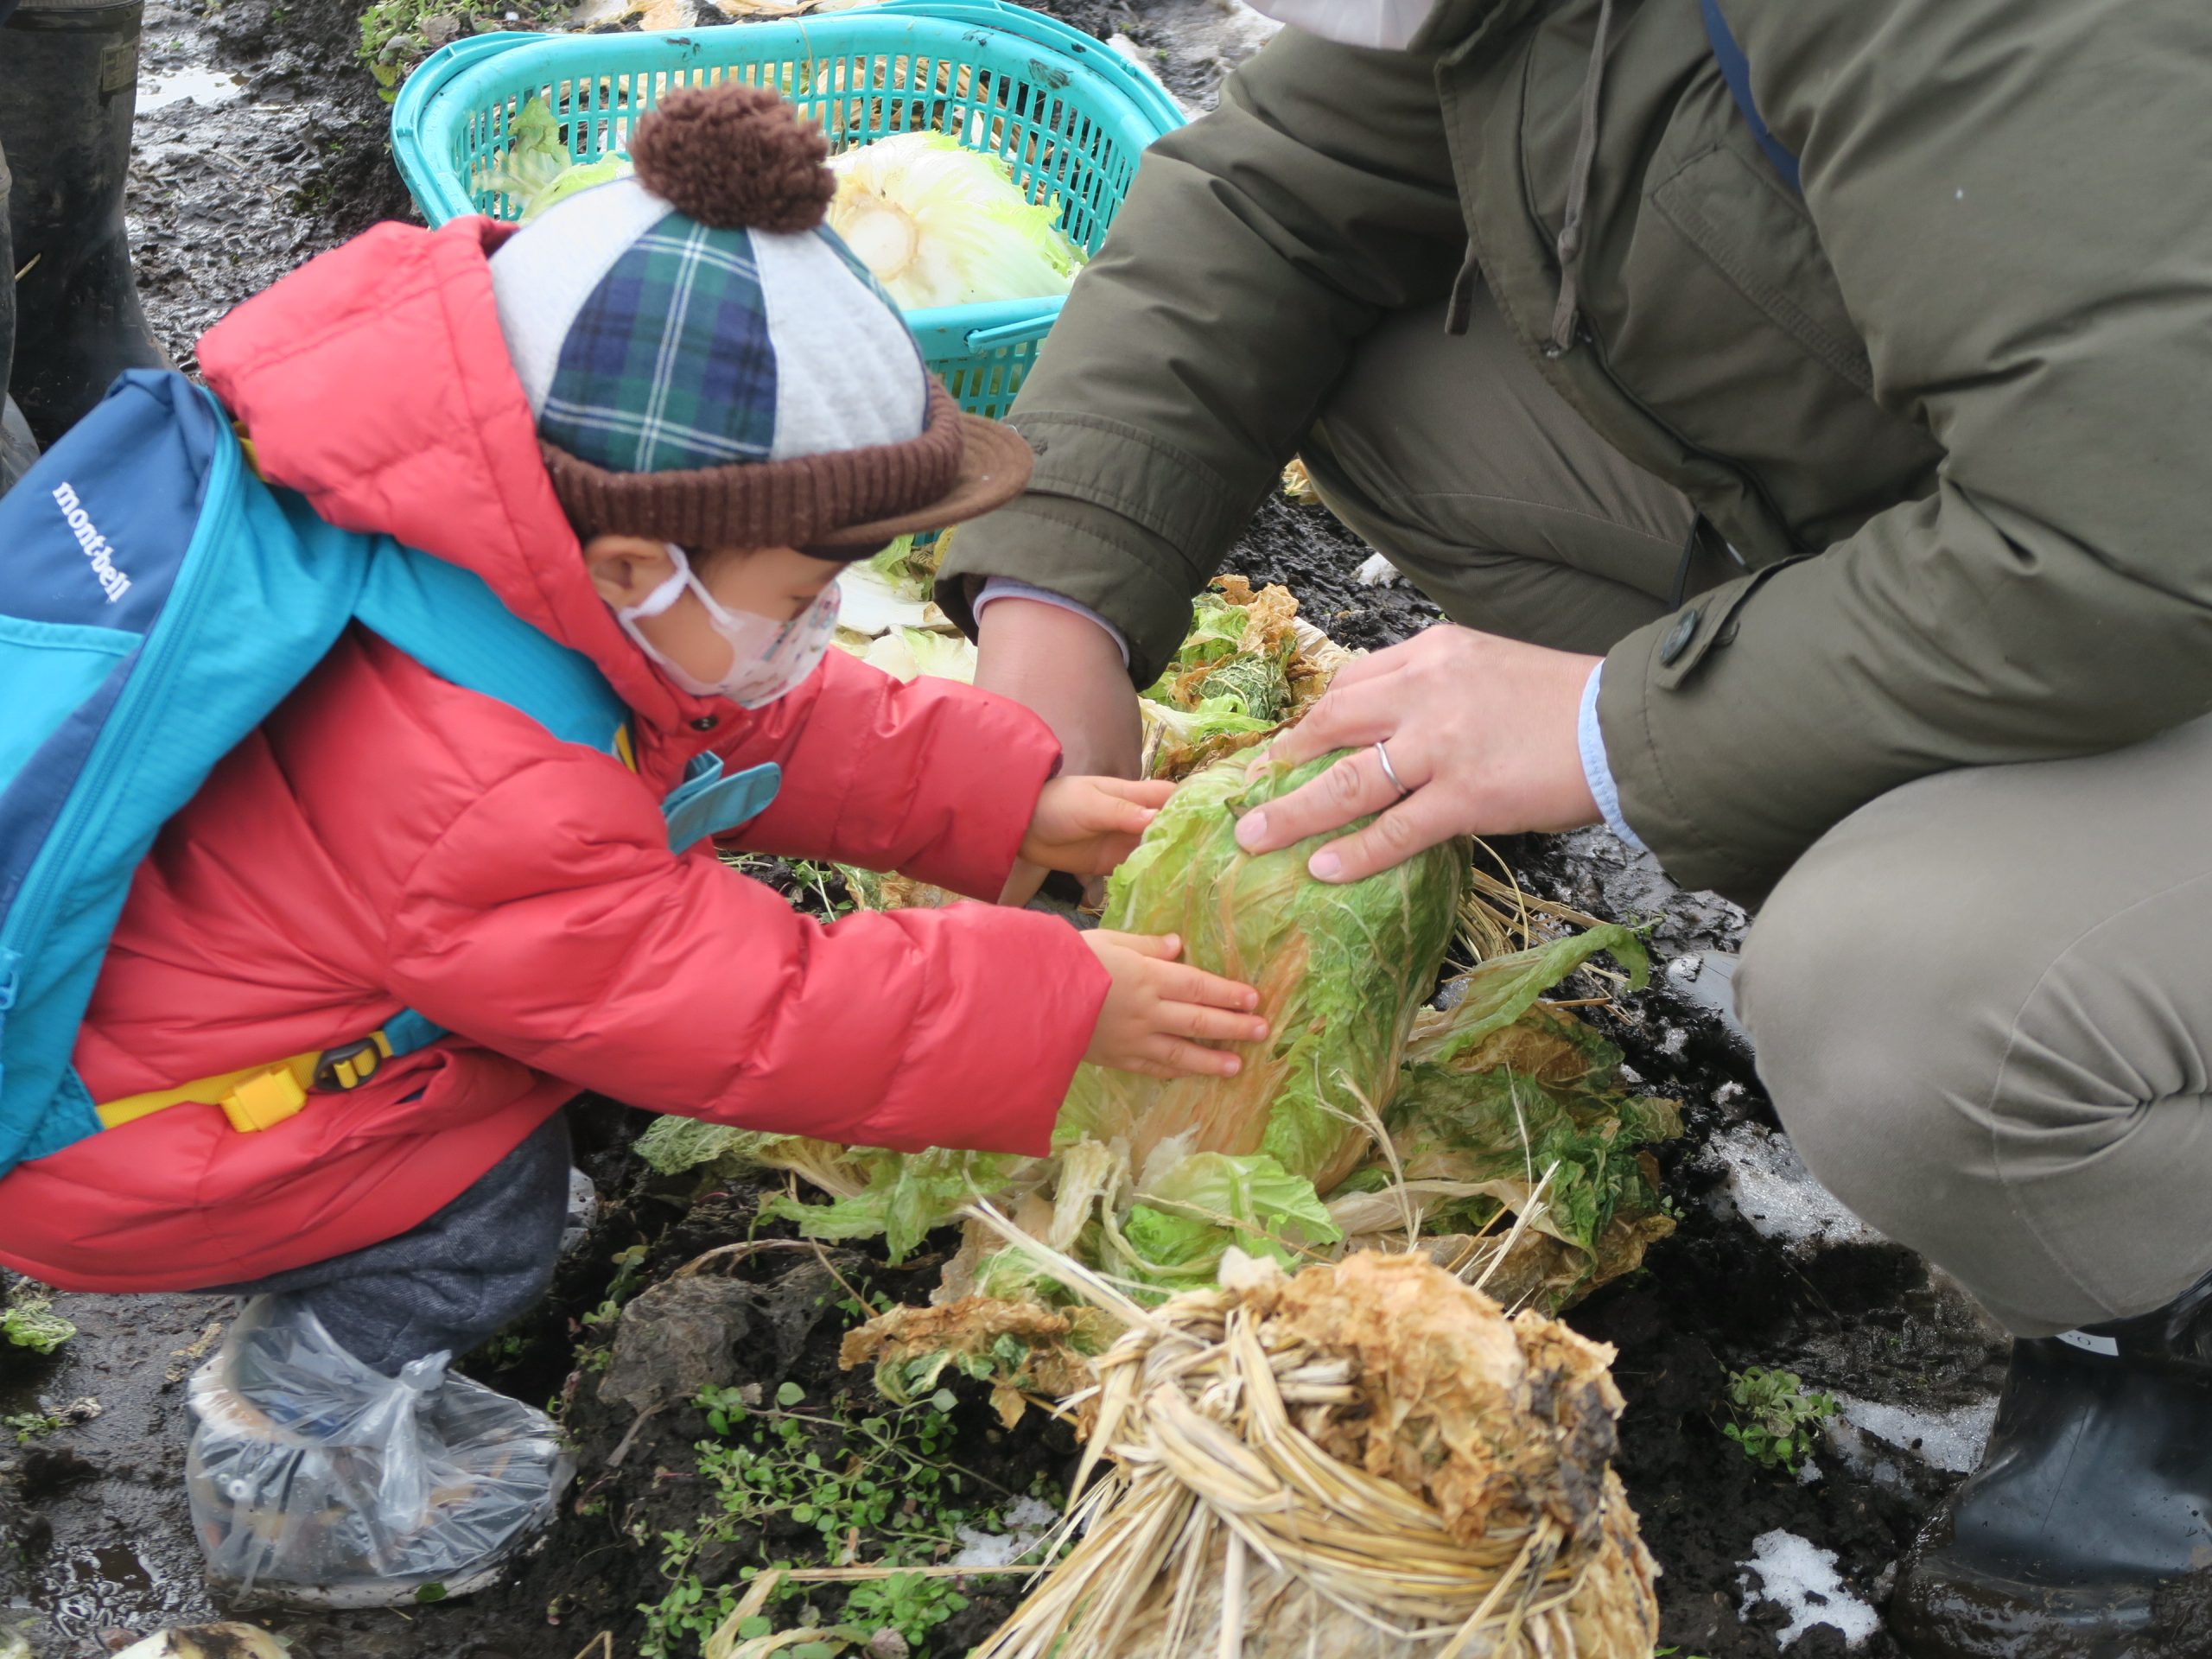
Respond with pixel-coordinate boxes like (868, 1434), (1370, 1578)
(1093, 777), (1176, 809)
(1144, 1036), (1243, 1079)
(1090, 794), (1160, 836)
(1158, 1001), (1270, 1045)
(1153, 959), (1261, 1010)
(1095, 929), (1182, 960)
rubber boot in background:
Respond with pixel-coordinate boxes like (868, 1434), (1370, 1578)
(0, 141), (43, 493)
(1891, 1273), (2212, 1657)
(0, 0), (167, 447)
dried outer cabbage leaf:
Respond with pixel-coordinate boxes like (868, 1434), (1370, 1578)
(1378, 997), (1682, 1309)
(1057, 745), (1468, 1197)
(632, 1119), (1039, 1265)
(1410, 922), (1650, 1068)
(630, 1118), (870, 1199)
(758, 1146), (1031, 1263)
(837, 1295), (1108, 1427)
(1138, 578), (1313, 779)
(861, 531), (957, 617)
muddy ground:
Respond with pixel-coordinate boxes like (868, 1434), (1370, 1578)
(3, 3), (2009, 1656)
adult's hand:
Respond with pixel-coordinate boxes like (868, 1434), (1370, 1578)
(973, 595), (1144, 904)
(1234, 625), (1604, 883)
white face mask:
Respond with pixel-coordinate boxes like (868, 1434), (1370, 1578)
(616, 543), (841, 709)
(1244, 0), (1441, 49)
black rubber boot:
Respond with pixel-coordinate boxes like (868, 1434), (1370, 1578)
(1891, 1275), (2212, 1657)
(0, 141), (43, 493)
(0, 0), (167, 445)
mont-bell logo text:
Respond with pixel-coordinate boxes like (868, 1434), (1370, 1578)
(51, 480), (131, 603)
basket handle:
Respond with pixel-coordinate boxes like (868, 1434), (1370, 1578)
(391, 29), (544, 221)
(964, 311), (1061, 352)
(867, 0), (1185, 133)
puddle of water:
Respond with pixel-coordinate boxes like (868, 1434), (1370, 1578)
(138, 67), (246, 113)
(43, 1537), (203, 1642)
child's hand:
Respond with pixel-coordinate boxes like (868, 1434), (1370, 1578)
(1020, 776), (1175, 878)
(1082, 931), (1268, 1081)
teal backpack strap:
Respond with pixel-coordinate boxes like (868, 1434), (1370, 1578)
(354, 540), (784, 849)
(352, 540), (779, 1066)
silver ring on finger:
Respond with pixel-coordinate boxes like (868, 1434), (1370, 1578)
(1375, 739), (1412, 801)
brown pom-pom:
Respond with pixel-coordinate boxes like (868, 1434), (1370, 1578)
(629, 85), (836, 233)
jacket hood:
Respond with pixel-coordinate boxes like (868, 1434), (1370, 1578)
(196, 217), (727, 741)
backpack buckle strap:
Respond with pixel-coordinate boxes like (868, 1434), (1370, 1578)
(311, 1033), (395, 1093)
(219, 1066), (310, 1134)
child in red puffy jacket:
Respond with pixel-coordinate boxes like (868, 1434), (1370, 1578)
(0, 88), (1263, 1606)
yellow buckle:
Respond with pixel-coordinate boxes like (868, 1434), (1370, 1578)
(313, 1036), (391, 1092)
(220, 1067), (309, 1134)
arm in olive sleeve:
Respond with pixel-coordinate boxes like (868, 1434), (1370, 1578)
(1599, 0), (2212, 902)
(939, 30), (1467, 683)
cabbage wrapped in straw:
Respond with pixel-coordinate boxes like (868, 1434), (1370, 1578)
(969, 1249), (1661, 1659)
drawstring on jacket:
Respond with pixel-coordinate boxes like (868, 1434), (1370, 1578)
(1548, 0), (1617, 355)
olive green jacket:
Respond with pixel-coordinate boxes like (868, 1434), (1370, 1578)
(940, 0), (2212, 902)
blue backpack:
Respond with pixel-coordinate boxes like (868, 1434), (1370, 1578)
(0, 372), (780, 1179)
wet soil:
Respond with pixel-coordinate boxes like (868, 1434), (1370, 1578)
(3, 4), (2003, 1656)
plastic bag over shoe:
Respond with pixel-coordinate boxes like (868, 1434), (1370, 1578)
(184, 1295), (573, 1607)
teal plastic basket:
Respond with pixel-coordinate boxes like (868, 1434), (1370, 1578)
(391, 2), (1184, 419)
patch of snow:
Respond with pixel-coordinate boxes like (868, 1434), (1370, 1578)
(138, 67), (245, 112)
(1169, 1), (1284, 69)
(1828, 1391), (1996, 1476)
(1356, 551), (1401, 587)
(1738, 1529), (1882, 1648)
(951, 1495), (1059, 1568)
(1701, 1123), (1879, 1252)
(560, 1166), (600, 1258)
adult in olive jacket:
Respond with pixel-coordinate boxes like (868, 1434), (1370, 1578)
(940, 0), (2212, 1649)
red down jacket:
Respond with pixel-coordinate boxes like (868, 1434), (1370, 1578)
(0, 219), (1109, 1293)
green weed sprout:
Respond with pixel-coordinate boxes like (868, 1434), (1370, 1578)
(2, 1287), (74, 1356)
(1722, 1366), (1838, 1474)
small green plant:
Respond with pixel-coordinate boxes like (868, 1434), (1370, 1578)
(3, 1411), (63, 1444)
(1721, 1366), (1838, 1473)
(639, 1372), (1055, 1657)
(579, 1243), (652, 1336)
(356, 0), (563, 99)
(842, 1571), (970, 1646)
(2, 1284), (74, 1356)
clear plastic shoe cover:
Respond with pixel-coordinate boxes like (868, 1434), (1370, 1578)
(185, 1295), (574, 1608)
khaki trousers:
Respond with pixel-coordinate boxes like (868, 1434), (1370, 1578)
(1306, 294), (2212, 1334)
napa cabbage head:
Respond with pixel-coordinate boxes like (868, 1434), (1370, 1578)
(827, 131), (1084, 308)
(1058, 744), (1468, 1194)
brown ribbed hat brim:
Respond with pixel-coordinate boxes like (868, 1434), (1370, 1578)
(541, 378), (1032, 555)
(804, 413), (1033, 550)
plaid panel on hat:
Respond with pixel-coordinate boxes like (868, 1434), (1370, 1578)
(537, 213), (779, 474)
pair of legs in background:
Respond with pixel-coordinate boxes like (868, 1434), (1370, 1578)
(0, 0), (171, 489)
(1306, 291), (2212, 1658)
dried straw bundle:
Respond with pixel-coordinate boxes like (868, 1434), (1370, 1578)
(972, 1250), (1659, 1659)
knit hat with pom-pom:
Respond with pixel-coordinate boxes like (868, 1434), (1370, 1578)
(488, 85), (1030, 554)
